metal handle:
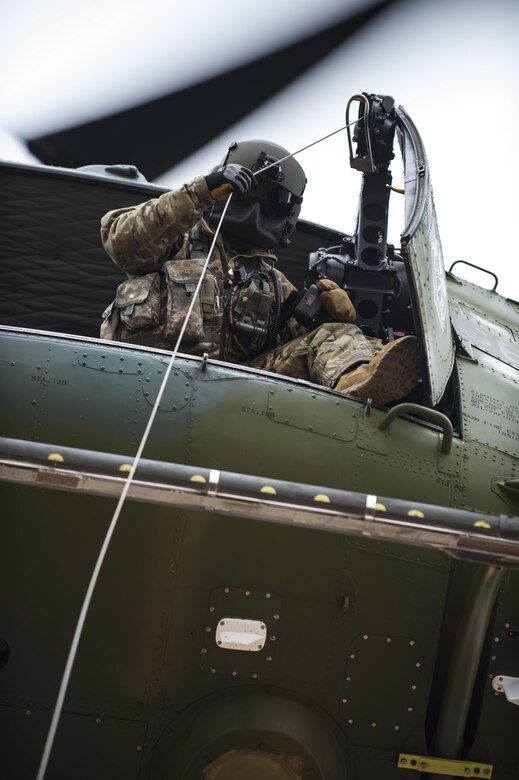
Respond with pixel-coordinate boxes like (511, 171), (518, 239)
(345, 93), (375, 173)
(448, 260), (498, 292)
(379, 402), (453, 455)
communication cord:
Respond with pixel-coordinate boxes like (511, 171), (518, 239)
(36, 123), (348, 779)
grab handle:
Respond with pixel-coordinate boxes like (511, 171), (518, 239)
(379, 403), (453, 455)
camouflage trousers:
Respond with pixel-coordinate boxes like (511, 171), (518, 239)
(249, 322), (382, 388)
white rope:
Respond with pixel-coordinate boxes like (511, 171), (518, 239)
(36, 197), (233, 780)
(36, 121), (350, 778)
(255, 124), (349, 176)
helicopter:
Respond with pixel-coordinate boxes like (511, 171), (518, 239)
(0, 91), (518, 780)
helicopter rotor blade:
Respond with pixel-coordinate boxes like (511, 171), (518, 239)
(26, 0), (399, 178)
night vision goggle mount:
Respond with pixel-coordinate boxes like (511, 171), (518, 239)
(252, 151), (285, 184)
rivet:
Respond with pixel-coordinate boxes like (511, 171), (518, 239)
(386, 637), (392, 643)
(231, 671), (238, 677)
(205, 626), (212, 633)
(350, 654), (355, 659)
(26, 710), (32, 716)
(416, 662), (421, 668)
(411, 684), (417, 690)
(408, 707), (413, 712)
(394, 725), (400, 731)
(505, 622), (510, 629)
(209, 606), (215, 612)
(420, 762), (427, 770)
(409, 640), (415, 646)
(341, 698), (347, 704)
(245, 590), (251, 596)
(347, 719), (353, 725)
(252, 673), (258, 679)
(494, 637), (500, 642)
(96, 718), (101, 724)
(491, 655), (496, 661)
(137, 745), (143, 752)
(400, 756), (406, 763)
(224, 587), (230, 593)
(219, 620), (225, 626)
(200, 648), (207, 654)
(371, 722), (377, 728)
(273, 613), (280, 620)
(266, 656), (273, 662)
(210, 668), (216, 674)
(363, 634), (369, 640)
(265, 593), (271, 599)
(346, 676), (352, 682)
(270, 635), (276, 641)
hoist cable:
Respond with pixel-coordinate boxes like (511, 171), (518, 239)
(258, 123), (350, 176)
(36, 121), (349, 778)
(36, 196), (234, 780)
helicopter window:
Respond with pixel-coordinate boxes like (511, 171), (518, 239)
(215, 617), (267, 653)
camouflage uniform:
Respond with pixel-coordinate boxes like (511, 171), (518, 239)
(100, 175), (377, 386)
(251, 322), (381, 388)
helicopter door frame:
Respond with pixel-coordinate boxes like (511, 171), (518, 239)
(396, 106), (455, 407)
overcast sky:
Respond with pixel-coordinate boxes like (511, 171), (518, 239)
(1, 0), (518, 300)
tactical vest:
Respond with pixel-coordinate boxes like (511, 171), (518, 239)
(101, 224), (281, 362)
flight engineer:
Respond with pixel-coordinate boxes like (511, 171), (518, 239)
(99, 140), (421, 405)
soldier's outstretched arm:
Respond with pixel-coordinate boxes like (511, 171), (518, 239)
(100, 177), (214, 275)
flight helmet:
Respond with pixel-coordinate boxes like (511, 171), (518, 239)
(208, 140), (307, 248)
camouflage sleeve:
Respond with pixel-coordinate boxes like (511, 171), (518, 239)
(100, 176), (214, 275)
(274, 267), (297, 300)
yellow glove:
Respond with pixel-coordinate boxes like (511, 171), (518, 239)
(316, 278), (356, 323)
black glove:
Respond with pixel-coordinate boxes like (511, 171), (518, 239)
(205, 164), (256, 201)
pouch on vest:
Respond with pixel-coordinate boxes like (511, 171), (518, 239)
(100, 300), (120, 341)
(230, 271), (272, 357)
(116, 273), (161, 330)
(163, 259), (206, 343)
